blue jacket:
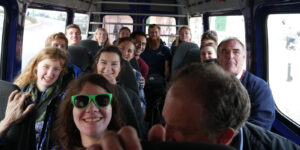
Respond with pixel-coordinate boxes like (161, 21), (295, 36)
(241, 71), (275, 130)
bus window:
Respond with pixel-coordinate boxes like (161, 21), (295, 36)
(267, 14), (300, 125)
(146, 16), (176, 47)
(74, 13), (89, 39)
(22, 8), (67, 70)
(103, 15), (133, 43)
(0, 6), (4, 60)
(209, 15), (245, 45)
(189, 17), (203, 46)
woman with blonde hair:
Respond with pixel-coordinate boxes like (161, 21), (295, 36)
(1, 47), (68, 150)
(171, 26), (192, 55)
(93, 28), (111, 48)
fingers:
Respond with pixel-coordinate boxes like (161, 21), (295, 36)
(118, 126), (142, 150)
(148, 124), (166, 142)
(8, 90), (19, 102)
(100, 131), (123, 150)
(23, 103), (35, 116)
(19, 92), (31, 108)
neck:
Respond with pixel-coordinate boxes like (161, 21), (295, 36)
(36, 83), (46, 92)
(81, 134), (101, 148)
(110, 79), (117, 85)
(135, 55), (140, 59)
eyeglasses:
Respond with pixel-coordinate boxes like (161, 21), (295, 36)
(71, 93), (112, 109)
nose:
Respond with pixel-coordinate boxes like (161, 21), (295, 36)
(47, 68), (56, 77)
(103, 64), (112, 73)
(86, 101), (99, 112)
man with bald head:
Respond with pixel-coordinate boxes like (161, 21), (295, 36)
(217, 37), (275, 130)
(91, 63), (300, 150)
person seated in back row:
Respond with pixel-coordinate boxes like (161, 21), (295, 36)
(93, 28), (111, 48)
(201, 30), (218, 47)
(91, 63), (300, 150)
(170, 26), (192, 55)
(113, 27), (131, 45)
(200, 43), (217, 63)
(65, 24), (82, 46)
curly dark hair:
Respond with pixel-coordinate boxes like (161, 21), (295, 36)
(54, 73), (124, 149)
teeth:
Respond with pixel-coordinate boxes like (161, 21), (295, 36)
(85, 118), (100, 122)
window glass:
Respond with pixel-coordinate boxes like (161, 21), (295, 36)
(74, 13), (89, 39)
(267, 14), (300, 125)
(209, 15), (245, 45)
(189, 17), (203, 46)
(146, 16), (176, 47)
(0, 6), (4, 60)
(209, 15), (246, 69)
(22, 9), (67, 70)
(103, 15), (133, 43)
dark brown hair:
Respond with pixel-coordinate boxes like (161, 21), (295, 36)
(55, 73), (124, 149)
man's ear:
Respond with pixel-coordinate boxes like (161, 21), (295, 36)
(217, 127), (235, 145)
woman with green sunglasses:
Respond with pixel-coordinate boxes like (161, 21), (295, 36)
(55, 73), (124, 149)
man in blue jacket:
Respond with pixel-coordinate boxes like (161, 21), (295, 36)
(217, 37), (275, 130)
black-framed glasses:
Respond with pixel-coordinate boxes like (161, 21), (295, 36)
(71, 93), (112, 109)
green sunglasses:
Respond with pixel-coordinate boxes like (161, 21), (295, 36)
(71, 93), (112, 109)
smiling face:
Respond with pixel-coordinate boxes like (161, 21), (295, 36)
(36, 58), (62, 91)
(73, 81), (112, 142)
(95, 29), (108, 46)
(179, 28), (191, 42)
(66, 28), (82, 46)
(134, 35), (146, 56)
(200, 46), (217, 62)
(96, 52), (121, 84)
(118, 41), (135, 61)
(217, 40), (245, 75)
(149, 26), (160, 40)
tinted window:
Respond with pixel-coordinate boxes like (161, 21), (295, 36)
(74, 13), (89, 39)
(189, 17), (203, 46)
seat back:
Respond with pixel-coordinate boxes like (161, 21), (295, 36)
(182, 47), (200, 66)
(78, 39), (101, 56)
(0, 80), (20, 121)
(171, 42), (199, 74)
(118, 60), (139, 96)
(68, 45), (92, 72)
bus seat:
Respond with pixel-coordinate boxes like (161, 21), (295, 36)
(118, 60), (139, 96)
(0, 80), (20, 121)
(182, 47), (200, 66)
(171, 42), (199, 75)
(78, 39), (101, 56)
(130, 57), (140, 71)
(68, 45), (92, 72)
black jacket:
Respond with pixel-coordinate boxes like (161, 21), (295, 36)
(242, 122), (300, 150)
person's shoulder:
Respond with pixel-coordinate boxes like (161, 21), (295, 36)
(243, 71), (269, 86)
(243, 122), (300, 150)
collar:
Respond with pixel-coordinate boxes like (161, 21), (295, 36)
(236, 70), (245, 81)
(230, 128), (244, 150)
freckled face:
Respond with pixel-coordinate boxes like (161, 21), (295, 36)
(36, 59), (62, 91)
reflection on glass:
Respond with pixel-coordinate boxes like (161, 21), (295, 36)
(146, 16), (176, 47)
(74, 13), (89, 39)
(0, 6), (4, 58)
(189, 17), (203, 46)
(103, 15), (133, 43)
(268, 14), (300, 125)
(22, 8), (67, 70)
(209, 15), (245, 45)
